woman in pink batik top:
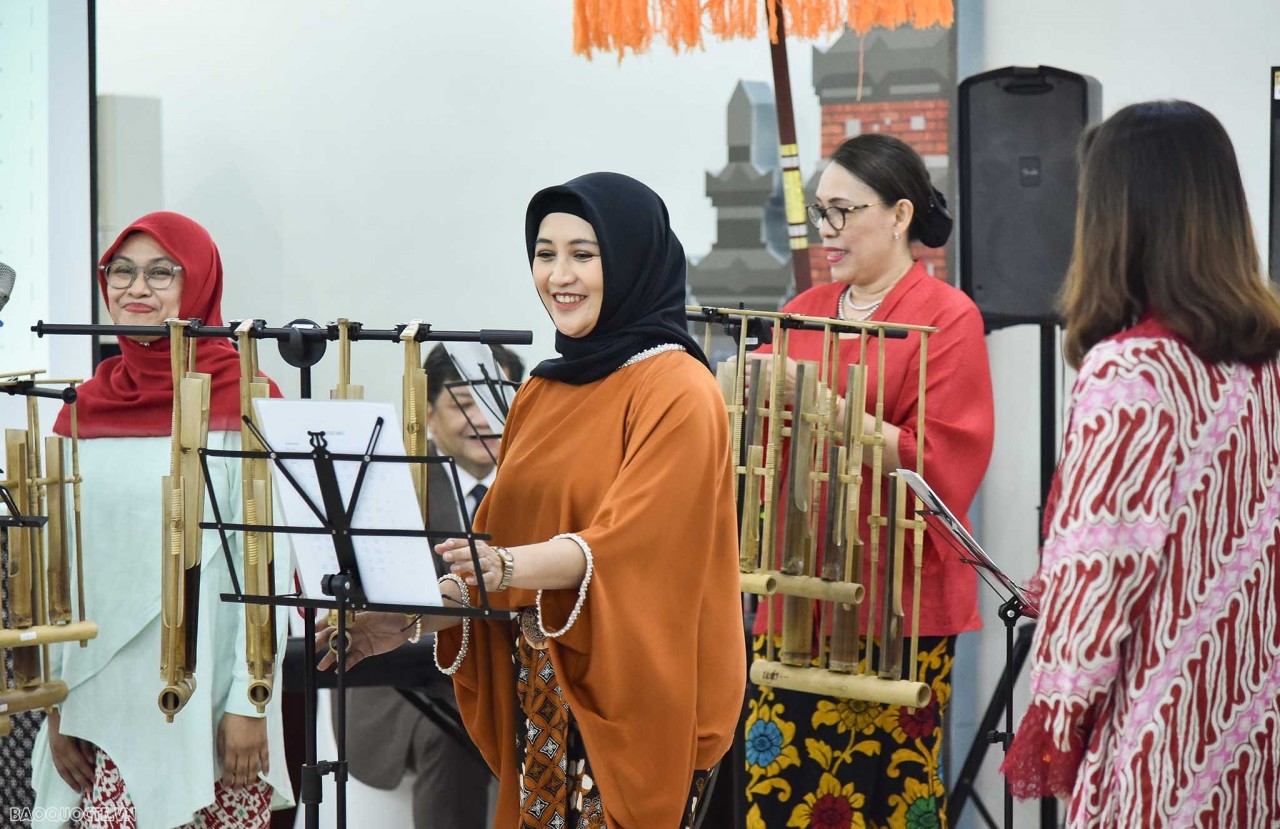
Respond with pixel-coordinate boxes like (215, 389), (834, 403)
(1001, 100), (1280, 828)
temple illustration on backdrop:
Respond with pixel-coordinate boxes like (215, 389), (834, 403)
(689, 25), (957, 314)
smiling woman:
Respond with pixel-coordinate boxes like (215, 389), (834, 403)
(746, 134), (994, 829)
(321, 173), (747, 829)
(100, 234), (185, 336)
(30, 212), (293, 829)
(531, 213), (604, 339)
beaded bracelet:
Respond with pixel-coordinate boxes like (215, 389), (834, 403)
(404, 614), (422, 645)
(433, 573), (471, 676)
(537, 532), (595, 639)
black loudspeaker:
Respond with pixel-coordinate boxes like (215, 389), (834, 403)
(1270, 66), (1279, 283)
(959, 66), (1101, 329)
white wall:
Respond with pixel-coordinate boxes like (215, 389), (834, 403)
(0, 0), (93, 432)
(957, 1), (1279, 826)
(93, 0), (827, 404)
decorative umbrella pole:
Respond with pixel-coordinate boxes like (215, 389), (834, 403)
(571, 0), (954, 295)
(766, 0), (814, 292)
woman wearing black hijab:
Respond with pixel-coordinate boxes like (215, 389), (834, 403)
(326, 173), (746, 828)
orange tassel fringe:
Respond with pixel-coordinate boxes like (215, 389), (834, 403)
(574, 0), (953, 58)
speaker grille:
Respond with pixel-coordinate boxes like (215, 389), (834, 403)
(959, 66), (1100, 329)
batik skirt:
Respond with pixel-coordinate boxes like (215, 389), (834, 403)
(743, 634), (955, 829)
(515, 608), (709, 829)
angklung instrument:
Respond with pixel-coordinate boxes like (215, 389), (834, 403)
(235, 320), (277, 713)
(0, 371), (96, 736)
(158, 320), (212, 721)
(399, 321), (430, 524)
(691, 306), (935, 708)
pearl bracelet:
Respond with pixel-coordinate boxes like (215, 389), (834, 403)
(537, 532), (595, 639)
(434, 574), (471, 676)
(404, 614), (422, 645)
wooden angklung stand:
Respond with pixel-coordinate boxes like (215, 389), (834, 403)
(0, 371), (97, 736)
(690, 306), (936, 709)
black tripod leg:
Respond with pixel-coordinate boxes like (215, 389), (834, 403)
(948, 621), (1035, 828)
(301, 611), (321, 829)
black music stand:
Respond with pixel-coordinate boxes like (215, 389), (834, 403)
(897, 469), (1038, 829)
(202, 412), (514, 829)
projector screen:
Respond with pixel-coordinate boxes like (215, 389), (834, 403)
(0, 0), (94, 425)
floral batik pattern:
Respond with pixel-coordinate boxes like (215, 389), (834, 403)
(744, 635), (954, 829)
(78, 750), (271, 829)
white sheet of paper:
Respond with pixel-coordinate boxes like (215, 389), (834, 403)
(252, 398), (442, 607)
(897, 468), (1035, 612)
(442, 342), (511, 431)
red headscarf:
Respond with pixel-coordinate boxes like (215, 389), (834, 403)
(53, 212), (280, 438)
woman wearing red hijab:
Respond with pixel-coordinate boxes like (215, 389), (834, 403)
(30, 213), (293, 828)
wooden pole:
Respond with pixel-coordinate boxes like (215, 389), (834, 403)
(767, 0), (813, 294)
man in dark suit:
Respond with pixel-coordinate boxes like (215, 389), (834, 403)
(336, 343), (523, 828)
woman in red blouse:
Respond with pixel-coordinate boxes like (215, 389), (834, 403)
(744, 134), (995, 828)
(1001, 101), (1280, 827)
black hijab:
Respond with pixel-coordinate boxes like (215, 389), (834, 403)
(524, 172), (709, 385)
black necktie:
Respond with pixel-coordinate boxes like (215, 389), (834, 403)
(469, 483), (488, 514)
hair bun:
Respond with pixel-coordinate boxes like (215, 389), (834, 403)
(916, 187), (953, 248)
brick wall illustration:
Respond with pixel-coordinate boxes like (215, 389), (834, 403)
(691, 26), (958, 316)
(808, 26), (957, 286)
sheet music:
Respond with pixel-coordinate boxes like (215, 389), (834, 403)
(896, 468), (1037, 613)
(252, 399), (443, 606)
(442, 341), (510, 431)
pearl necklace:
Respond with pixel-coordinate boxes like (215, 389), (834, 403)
(618, 343), (686, 369)
(840, 287), (882, 321)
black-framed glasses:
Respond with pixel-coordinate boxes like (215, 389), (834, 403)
(806, 202), (884, 231)
(98, 261), (183, 290)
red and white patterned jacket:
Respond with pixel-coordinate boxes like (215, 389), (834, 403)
(1002, 317), (1280, 828)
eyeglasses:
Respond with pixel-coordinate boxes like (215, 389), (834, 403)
(99, 261), (183, 290)
(806, 202), (885, 231)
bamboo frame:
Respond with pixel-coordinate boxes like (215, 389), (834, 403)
(0, 373), (96, 736)
(690, 305), (936, 705)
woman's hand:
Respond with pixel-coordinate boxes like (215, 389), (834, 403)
(314, 611), (413, 672)
(48, 708), (97, 793)
(736, 354), (799, 409)
(217, 713), (268, 789)
(436, 538), (505, 593)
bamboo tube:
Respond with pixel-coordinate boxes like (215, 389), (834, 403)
(0, 679), (69, 717)
(0, 621), (98, 649)
(756, 572), (864, 604)
(751, 660), (930, 707)
(739, 572), (777, 595)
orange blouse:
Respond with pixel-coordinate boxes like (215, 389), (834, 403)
(436, 349), (747, 828)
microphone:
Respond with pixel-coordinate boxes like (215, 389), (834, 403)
(0, 261), (15, 317)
